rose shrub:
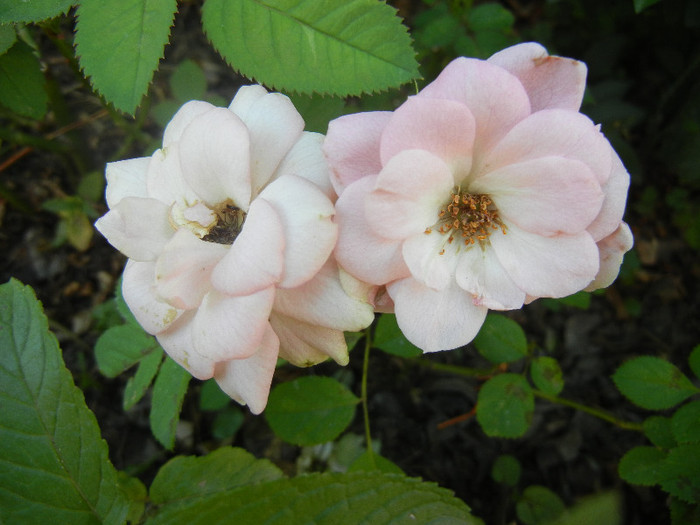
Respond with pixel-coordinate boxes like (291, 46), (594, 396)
(96, 85), (373, 413)
(325, 43), (633, 353)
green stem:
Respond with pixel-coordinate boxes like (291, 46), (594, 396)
(533, 389), (644, 431)
(361, 327), (376, 467)
(421, 360), (499, 378)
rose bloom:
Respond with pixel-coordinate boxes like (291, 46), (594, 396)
(324, 43), (633, 353)
(96, 86), (373, 413)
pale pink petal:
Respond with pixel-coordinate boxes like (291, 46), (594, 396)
(587, 150), (631, 241)
(334, 176), (409, 285)
(471, 157), (604, 236)
(191, 287), (275, 362)
(155, 312), (216, 379)
(214, 322), (280, 414)
(276, 132), (335, 200)
(478, 109), (612, 185)
(270, 312), (349, 366)
(121, 260), (183, 334)
(146, 145), (199, 208)
(95, 197), (173, 262)
(104, 157), (149, 208)
(272, 258), (374, 332)
(491, 222), (599, 298)
(454, 244), (526, 310)
(155, 229), (228, 310)
(585, 222), (634, 291)
(258, 174), (337, 288)
(163, 100), (216, 147)
(388, 277), (488, 353)
(324, 111), (392, 194)
(211, 197), (285, 297)
(418, 58), (531, 155)
(488, 42), (587, 112)
(227, 84), (268, 120)
(366, 149), (454, 240)
(178, 108), (252, 210)
(379, 97), (476, 174)
(401, 231), (459, 291)
(232, 91), (305, 195)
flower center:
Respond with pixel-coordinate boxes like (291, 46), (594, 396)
(201, 203), (247, 245)
(426, 189), (506, 248)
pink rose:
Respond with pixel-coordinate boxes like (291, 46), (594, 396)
(96, 86), (373, 413)
(325, 43), (633, 353)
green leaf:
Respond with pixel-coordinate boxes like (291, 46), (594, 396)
(468, 2), (515, 32)
(75, 0), (178, 114)
(211, 406), (245, 440)
(94, 323), (159, 377)
(530, 356), (564, 396)
(348, 450), (404, 474)
(548, 490), (623, 525)
(123, 346), (163, 410)
(374, 313), (423, 358)
(150, 356), (192, 449)
(0, 24), (16, 54)
(618, 446), (667, 486)
(612, 356), (699, 410)
(669, 495), (700, 525)
(474, 313), (528, 364)
(0, 0), (73, 23)
(672, 400), (700, 444)
(0, 279), (129, 524)
(643, 416), (677, 449)
(146, 471), (480, 524)
(659, 444), (700, 502)
(265, 376), (360, 445)
(0, 40), (47, 118)
(170, 59), (207, 102)
(477, 373), (534, 438)
(516, 485), (565, 525)
(286, 92), (348, 133)
(634, 0), (663, 14)
(689, 345), (700, 379)
(491, 454), (521, 487)
(201, 0), (419, 96)
(199, 378), (231, 411)
(118, 472), (148, 525)
(150, 447), (284, 506)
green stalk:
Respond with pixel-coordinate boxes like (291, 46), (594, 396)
(361, 327), (376, 468)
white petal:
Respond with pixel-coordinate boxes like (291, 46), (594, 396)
(214, 322), (280, 415)
(258, 174), (337, 288)
(163, 100), (216, 147)
(146, 145), (200, 208)
(95, 197), (173, 262)
(227, 84), (269, 120)
(587, 150), (631, 241)
(270, 312), (349, 366)
(585, 222), (634, 291)
(105, 157), (150, 208)
(275, 132), (335, 200)
(156, 311), (216, 380)
(401, 231), (458, 291)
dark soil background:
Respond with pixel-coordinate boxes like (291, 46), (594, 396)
(2, 1), (700, 524)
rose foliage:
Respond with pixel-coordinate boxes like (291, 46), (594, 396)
(96, 43), (632, 412)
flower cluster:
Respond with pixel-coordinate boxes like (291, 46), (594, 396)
(96, 43), (632, 412)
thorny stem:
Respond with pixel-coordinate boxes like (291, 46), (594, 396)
(361, 326), (376, 468)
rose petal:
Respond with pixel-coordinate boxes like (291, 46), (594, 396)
(270, 312), (349, 366)
(587, 150), (631, 241)
(276, 131), (335, 200)
(334, 176), (409, 285)
(401, 231), (459, 291)
(366, 149), (454, 240)
(478, 109), (612, 185)
(191, 287), (275, 362)
(585, 222), (634, 291)
(163, 100), (216, 147)
(95, 197), (173, 262)
(155, 229), (228, 310)
(379, 96), (476, 176)
(488, 42), (587, 112)
(122, 259), (184, 334)
(272, 258), (374, 332)
(146, 145), (200, 209)
(211, 197), (285, 297)
(227, 84), (268, 120)
(388, 277), (488, 353)
(454, 244), (526, 310)
(178, 107), (252, 210)
(155, 311), (216, 379)
(324, 111), (392, 194)
(491, 222), (599, 298)
(214, 321), (280, 414)
(104, 157), (150, 208)
(472, 156), (604, 236)
(258, 174), (337, 288)
(418, 57), (531, 155)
